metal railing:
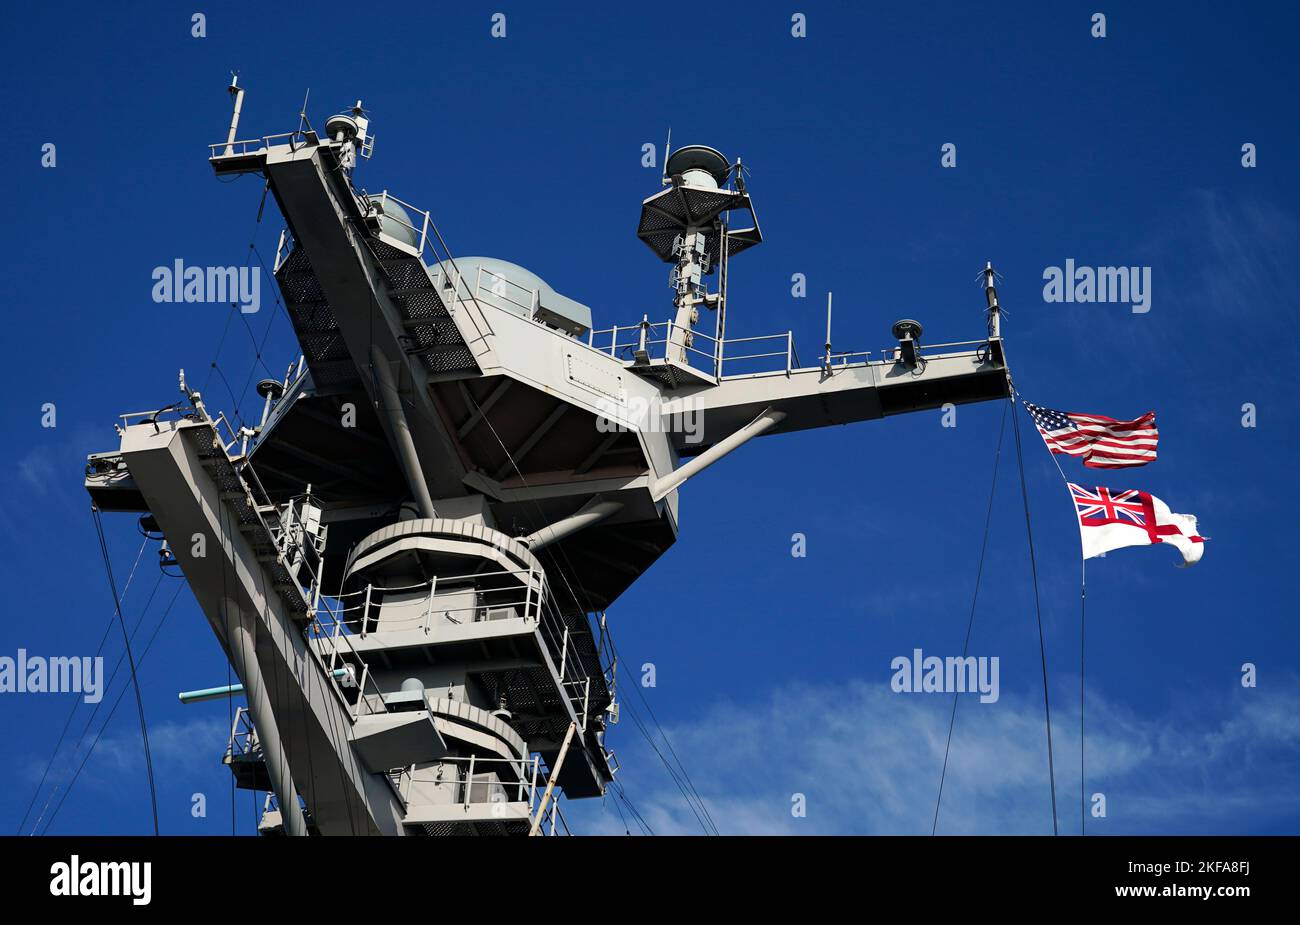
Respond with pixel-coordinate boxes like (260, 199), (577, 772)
(305, 564), (598, 733)
(587, 319), (798, 381)
(589, 319), (991, 381)
(180, 401), (391, 724)
(535, 793), (572, 836)
(225, 706), (260, 761)
(390, 755), (569, 832)
(228, 131), (496, 343)
(362, 190), (495, 342)
(304, 600), (389, 720)
(468, 264), (539, 318)
(311, 564), (548, 637)
(824, 338), (990, 368)
(272, 227), (292, 273)
(118, 406), (240, 450)
(391, 755), (541, 809)
(208, 130), (312, 159)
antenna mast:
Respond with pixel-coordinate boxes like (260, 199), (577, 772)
(223, 73), (244, 156)
(636, 144), (762, 378)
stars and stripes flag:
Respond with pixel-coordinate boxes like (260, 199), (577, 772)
(1069, 483), (1205, 566)
(1024, 401), (1158, 469)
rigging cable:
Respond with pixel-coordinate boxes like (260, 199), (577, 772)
(204, 177), (293, 431)
(612, 677), (713, 835)
(607, 781), (632, 834)
(91, 505), (159, 835)
(1019, 392), (1090, 836)
(15, 537), (148, 835)
(234, 239), (297, 414)
(611, 780), (655, 835)
(607, 633), (720, 835)
(39, 581), (185, 834)
(932, 402), (1006, 835)
(27, 570), (165, 834)
(1010, 397), (1060, 835)
(598, 618), (716, 833)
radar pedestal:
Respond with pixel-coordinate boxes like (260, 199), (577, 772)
(635, 144), (762, 386)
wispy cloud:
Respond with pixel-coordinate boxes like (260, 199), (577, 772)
(572, 675), (1300, 835)
(26, 715), (231, 801)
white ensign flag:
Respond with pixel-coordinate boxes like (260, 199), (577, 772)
(1068, 483), (1206, 566)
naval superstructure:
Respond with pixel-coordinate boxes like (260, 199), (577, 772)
(84, 87), (1011, 835)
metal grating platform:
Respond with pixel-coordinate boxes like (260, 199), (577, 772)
(276, 247), (361, 390)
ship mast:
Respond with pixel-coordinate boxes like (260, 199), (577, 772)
(84, 81), (1012, 835)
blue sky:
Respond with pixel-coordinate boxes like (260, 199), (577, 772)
(1, 1), (1297, 835)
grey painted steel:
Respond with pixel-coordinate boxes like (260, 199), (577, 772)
(109, 418), (406, 835)
(652, 406), (785, 500)
(524, 498), (624, 551)
(369, 345), (437, 518)
(228, 611), (307, 836)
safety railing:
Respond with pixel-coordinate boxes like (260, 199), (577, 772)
(309, 565), (548, 638)
(824, 338), (990, 369)
(225, 706), (260, 761)
(587, 319), (799, 381)
(220, 446), (389, 723)
(153, 374), (395, 727)
(591, 321), (993, 382)
(534, 792), (572, 836)
(470, 264), (540, 318)
(303, 563), (597, 732)
(304, 599), (392, 720)
(272, 227), (293, 273)
(301, 563), (550, 720)
(562, 677), (593, 733)
(208, 130), (312, 160)
(363, 190), (495, 342)
(390, 755), (541, 810)
(367, 189), (435, 257)
(208, 127), (493, 348)
(117, 406), (239, 451)
(534, 596), (602, 734)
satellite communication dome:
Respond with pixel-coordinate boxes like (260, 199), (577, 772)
(325, 111), (359, 142)
(665, 145), (730, 189)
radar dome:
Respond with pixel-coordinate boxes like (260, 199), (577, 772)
(372, 197), (419, 248)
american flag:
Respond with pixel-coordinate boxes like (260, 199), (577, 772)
(1024, 401), (1158, 469)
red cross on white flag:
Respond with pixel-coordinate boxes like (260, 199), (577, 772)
(1068, 483), (1205, 566)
